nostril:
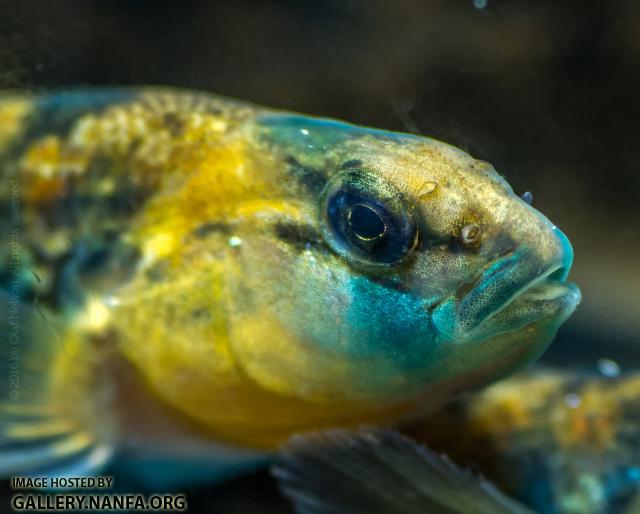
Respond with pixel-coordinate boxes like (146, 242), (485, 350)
(460, 224), (481, 245)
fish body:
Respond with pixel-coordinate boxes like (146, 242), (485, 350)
(0, 88), (579, 485)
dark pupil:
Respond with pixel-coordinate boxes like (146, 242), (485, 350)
(348, 204), (385, 240)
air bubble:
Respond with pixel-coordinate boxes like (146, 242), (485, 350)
(564, 393), (582, 409)
(228, 236), (243, 247)
(597, 358), (620, 377)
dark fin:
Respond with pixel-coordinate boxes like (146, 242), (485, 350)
(273, 429), (534, 514)
(0, 293), (113, 478)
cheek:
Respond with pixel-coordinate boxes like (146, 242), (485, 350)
(284, 264), (441, 394)
(224, 240), (370, 400)
(226, 243), (440, 400)
(330, 275), (436, 363)
(402, 250), (482, 300)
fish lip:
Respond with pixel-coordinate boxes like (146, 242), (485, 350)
(517, 277), (581, 304)
(432, 249), (577, 341)
(504, 261), (566, 301)
(481, 277), (581, 341)
(471, 257), (573, 320)
(490, 267), (578, 318)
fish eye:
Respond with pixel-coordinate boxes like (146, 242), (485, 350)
(320, 169), (417, 265)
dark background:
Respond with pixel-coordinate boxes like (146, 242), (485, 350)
(1, 0), (639, 512)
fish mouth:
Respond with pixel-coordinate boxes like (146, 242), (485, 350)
(484, 267), (581, 336)
(432, 248), (581, 341)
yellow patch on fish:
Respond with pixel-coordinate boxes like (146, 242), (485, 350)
(0, 97), (32, 152)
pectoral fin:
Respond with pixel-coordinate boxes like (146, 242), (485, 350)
(273, 429), (534, 514)
(0, 293), (113, 479)
(0, 411), (113, 478)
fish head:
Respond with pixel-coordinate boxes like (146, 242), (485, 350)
(225, 115), (580, 406)
(113, 110), (580, 444)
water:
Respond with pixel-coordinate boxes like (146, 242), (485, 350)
(1, 1), (638, 512)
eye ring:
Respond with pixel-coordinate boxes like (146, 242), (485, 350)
(320, 169), (417, 265)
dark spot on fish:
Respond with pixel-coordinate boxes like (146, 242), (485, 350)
(145, 259), (169, 283)
(454, 279), (478, 302)
(449, 234), (484, 256)
(207, 106), (223, 116)
(371, 275), (411, 294)
(285, 155), (326, 194)
(83, 248), (111, 271)
(470, 160), (493, 173)
(274, 221), (322, 250)
(191, 307), (212, 320)
(42, 158), (153, 231)
(340, 159), (363, 170)
(6, 90), (137, 163)
(50, 242), (108, 307)
(163, 112), (184, 136)
(88, 327), (119, 348)
(486, 233), (517, 262)
(192, 222), (230, 239)
(448, 239), (466, 255)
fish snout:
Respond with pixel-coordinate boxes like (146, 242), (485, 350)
(506, 204), (574, 283)
(432, 206), (576, 341)
(545, 225), (573, 282)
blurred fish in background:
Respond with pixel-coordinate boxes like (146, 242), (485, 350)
(407, 369), (640, 513)
(276, 368), (640, 514)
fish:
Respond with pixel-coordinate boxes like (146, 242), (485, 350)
(275, 370), (640, 514)
(407, 369), (640, 514)
(0, 87), (580, 487)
